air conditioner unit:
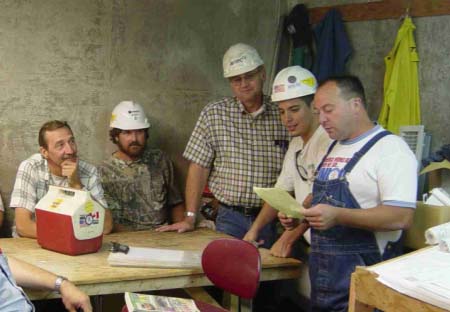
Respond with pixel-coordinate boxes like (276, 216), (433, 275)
(399, 125), (426, 163)
(399, 125), (431, 199)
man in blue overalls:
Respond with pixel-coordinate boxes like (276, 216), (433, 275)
(280, 75), (417, 311)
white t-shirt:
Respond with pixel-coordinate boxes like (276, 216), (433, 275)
(275, 126), (332, 243)
(316, 125), (418, 253)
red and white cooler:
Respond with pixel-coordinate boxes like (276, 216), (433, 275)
(35, 185), (105, 255)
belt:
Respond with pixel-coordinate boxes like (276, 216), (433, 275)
(219, 202), (261, 217)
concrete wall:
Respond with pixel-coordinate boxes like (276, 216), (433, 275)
(2, 0), (449, 235)
(289, 0), (450, 186)
(0, 0), (285, 235)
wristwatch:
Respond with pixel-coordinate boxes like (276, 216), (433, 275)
(54, 276), (68, 293)
(185, 211), (196, 218)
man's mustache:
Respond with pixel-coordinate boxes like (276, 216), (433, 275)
(62, 154), (77, 161)
(129, 142), (143, 147)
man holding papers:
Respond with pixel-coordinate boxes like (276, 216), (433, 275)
(280, 75), (417, 311)
(244, 66), (331, 257)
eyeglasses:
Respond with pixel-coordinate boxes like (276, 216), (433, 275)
(229, 68), (261, 86)
(295, 149), (316, 184)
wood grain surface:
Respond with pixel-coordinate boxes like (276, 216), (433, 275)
(0, 228), (301, 300)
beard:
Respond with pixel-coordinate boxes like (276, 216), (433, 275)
(117, 140), (145, 158)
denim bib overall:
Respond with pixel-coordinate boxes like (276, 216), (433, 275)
(309, 131), (402, 312)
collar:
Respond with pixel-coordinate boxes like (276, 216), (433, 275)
(341, 123), (382, 145)
(39, 154), (51, 183)
(291, 126), (326, 153)
(237, 95), (269, 115)
(111, 151), (144, 166)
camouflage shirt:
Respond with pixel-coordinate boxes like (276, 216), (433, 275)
(98, 148), (183, 231)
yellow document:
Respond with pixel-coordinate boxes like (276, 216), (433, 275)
(253, 187), (304, 219)
(420, 160), (450, 175)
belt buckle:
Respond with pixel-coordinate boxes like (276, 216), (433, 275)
(244, 207), (254, 217)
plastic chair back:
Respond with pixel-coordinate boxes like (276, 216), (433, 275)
(201, 238), (261, 299)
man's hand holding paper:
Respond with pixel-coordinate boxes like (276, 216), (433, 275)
(253, 187), (306, 219)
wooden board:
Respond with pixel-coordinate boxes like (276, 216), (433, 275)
(309, 0), (450, 24)
(0, 229), (301, 300)
(349, 266), (447, 312)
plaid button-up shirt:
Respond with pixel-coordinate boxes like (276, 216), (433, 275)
(10, 153), (108, 214)
(184, 95), (289, 208)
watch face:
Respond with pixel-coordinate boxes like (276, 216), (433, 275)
(55, 276), (67, 293)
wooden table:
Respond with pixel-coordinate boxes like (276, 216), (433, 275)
(0, 228), (301, 300)
(349, 266), (447, 312)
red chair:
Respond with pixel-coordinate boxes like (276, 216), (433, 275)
(122, 238), (261, 312)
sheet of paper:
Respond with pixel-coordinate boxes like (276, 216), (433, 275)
(420, 159), (450, 175)
(369, 247), (450, 310)
(107, 246), (201, 269)
(253, 187), (304, 219)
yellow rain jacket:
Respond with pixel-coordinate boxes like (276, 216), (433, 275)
(378, 17), (420, 134)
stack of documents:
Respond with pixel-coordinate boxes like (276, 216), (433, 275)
(107, 246), (202, 269)
(369, 247), (450, 310)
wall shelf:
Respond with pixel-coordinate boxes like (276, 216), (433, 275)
(309, 0), (450, 24)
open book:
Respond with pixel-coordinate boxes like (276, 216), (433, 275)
(125, 292), (200, 312)
(253, 187), (304, 219)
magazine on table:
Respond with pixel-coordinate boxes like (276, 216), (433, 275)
(124, 292), (200, 312)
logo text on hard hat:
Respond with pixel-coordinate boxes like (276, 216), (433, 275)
(110, 114), (117, 123)
(230, 55), (247, 66)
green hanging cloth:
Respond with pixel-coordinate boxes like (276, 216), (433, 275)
(378, 17), (421, 134)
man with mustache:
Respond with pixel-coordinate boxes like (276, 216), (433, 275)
(99, 101), (185, 231)
(10, 120), (113, 238)
(280, 76), (417, 311)
(158, 43), (289, 248)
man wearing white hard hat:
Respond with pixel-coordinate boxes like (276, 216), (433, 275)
(280, 75), (417, 311)
(11, 120), (113, 238)
(99, 101), (185, 232)
(244, 66), (331, 256)
(158, 43), (288, 249)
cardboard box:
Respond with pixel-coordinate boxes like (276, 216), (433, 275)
(35, 186), (105, 255)
(404, 201), (450, 250)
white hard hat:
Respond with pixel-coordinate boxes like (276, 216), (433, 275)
(223, 43), (264, 78)
(271, 66), (317, 102)
(110, 101), (150, 130)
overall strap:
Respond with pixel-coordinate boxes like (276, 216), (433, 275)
(343, 130), (392, 173)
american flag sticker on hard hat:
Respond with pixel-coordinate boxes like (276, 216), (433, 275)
(274, 84), (285, 93)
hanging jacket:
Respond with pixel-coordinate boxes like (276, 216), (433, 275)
(312, 9), (352, 82)
(378, 17), (421, 134)
(285, 4), (314, 69)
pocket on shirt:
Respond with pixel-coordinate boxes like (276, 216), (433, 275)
(149, 172), (166, 203)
